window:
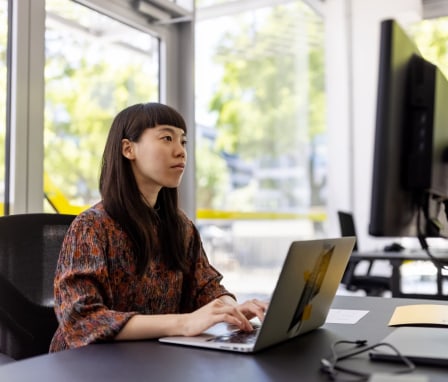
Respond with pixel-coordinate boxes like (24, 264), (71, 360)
(195, 1), (326, 296)
(44, 0), (160, 213)
(411, 17), (448, 76)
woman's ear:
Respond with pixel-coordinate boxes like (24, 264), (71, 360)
(122, 139), (135, 160)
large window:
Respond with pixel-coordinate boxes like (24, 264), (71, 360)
(0, 0), (190, 215)
(44, 0), (160, 213)
(0, 0), (7, 214)
(195, 1), (326, 296)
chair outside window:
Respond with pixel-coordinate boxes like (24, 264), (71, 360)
(337, 211), (391, 296)
(0, 213), (76, 360)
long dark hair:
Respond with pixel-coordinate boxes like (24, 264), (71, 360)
(99, 103), (188, 275)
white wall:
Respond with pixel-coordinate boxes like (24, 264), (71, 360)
(324, 0), (422, 250)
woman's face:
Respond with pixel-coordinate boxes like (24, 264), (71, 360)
(122, 125), (187, 196)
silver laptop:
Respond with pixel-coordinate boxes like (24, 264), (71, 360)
(159, 237), (356, 353)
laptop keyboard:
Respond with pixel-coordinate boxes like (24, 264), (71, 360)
(207, 327), (260, 344)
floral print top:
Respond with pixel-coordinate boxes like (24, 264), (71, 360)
(50, 202), (232, 352)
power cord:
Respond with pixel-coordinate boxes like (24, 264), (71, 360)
(320, 339), (415, 381)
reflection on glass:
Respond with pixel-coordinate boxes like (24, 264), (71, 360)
(0, 0), (7, 215)
(195, 1), (326, 296)
(44, 0), (159, 212)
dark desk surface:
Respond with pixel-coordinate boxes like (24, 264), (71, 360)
(1, 295), (447, 382)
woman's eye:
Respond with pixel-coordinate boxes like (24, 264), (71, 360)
(162, 136), (173, 142)
(182, 140), (188, 146)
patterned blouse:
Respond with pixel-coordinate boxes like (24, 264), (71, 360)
(50, 202), (232, 352)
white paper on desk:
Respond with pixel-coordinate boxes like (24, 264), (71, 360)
(325, 309), (369, 324)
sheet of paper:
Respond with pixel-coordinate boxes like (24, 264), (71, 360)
(388, 304), (448, 326)
(325, 308), (369, 324)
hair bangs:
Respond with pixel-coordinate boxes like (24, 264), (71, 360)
(143, 103), (187, 133)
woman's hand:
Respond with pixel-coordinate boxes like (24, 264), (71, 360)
(234, 298), (268, 322)
(180, 296), (268, 337)
(116, 296), (269, 340)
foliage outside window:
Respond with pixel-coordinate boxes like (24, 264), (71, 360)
(196, 3), (326, 214)
(195, 1), (326, 295)
(44, 0), (159, 213)
(412, 18), (448, 77)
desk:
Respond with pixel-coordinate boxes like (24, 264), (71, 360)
(350, 250), (448, 299)
(0, 295), (447, 381)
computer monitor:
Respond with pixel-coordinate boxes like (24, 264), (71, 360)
(369, 19), (448, 240)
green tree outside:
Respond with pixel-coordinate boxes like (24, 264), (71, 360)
(44, 1), (158, 210)
(198, 2), (325, 211)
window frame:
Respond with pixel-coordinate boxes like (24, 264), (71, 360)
(5, 0), (195, 217)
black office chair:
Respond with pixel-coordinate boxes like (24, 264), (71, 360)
(0, 213), (76, 360)
(338, 211), (391, 296)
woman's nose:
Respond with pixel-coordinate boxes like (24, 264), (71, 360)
(175, 142), (186, 157)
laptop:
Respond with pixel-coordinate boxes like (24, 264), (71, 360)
(370, 327), (448, 366)
(159, 237), (356, 353)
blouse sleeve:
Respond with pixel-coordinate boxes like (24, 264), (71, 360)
(53, 212), (136, 349)
(181, 222), (235, 311)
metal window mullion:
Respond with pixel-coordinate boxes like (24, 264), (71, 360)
(9, 0), (45, 213)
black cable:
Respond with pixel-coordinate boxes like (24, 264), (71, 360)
(320, 339), (415, 381)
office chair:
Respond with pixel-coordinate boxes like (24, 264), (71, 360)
(0, 213), (76, 360)
(337, 211), (391, 296)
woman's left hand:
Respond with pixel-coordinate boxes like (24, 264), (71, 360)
(238, 298), (269, 322)
(219, 295), (268, 324)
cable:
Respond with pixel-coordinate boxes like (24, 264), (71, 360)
(320, 339), (415, 381)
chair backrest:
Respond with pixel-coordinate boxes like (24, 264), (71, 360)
(337, 211), (359, 251)
(0, 213), (76, 359)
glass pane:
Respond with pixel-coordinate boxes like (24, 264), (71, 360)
(0, 0), (7, 216)
(195, 1), (326, 297)
(411, 18), (448, 74)
(196, 0), (230, 7)
(44, 0), (159, 213)
(174, 0), (194, 12)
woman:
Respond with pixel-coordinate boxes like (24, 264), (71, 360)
(50, 102), (267, 352)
